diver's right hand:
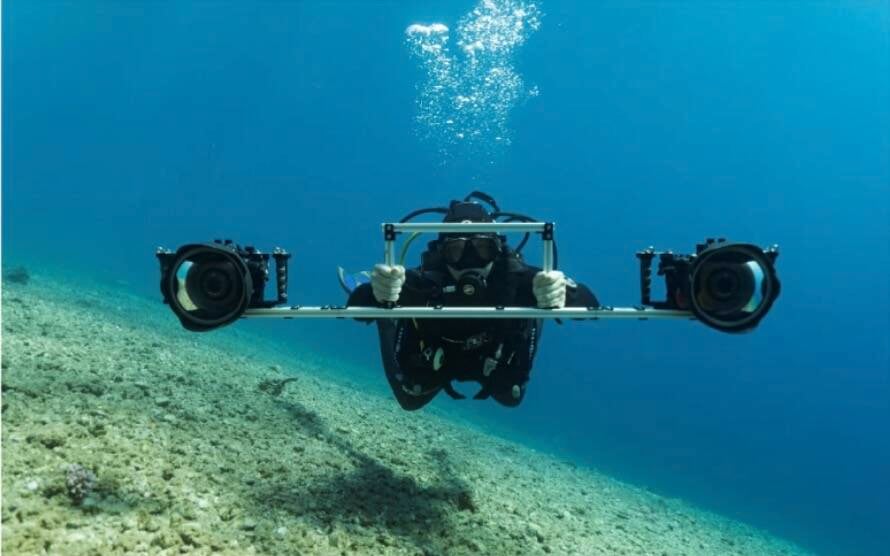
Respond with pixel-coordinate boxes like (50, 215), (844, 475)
(371, 264), (406, 304)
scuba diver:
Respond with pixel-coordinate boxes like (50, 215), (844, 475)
(343, 192), (599, 410)
(157, 195), (780, 403)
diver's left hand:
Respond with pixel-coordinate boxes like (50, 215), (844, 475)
(533, 270), (567, 309)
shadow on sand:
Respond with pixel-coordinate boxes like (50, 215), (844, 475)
(251, 398), (477, 554)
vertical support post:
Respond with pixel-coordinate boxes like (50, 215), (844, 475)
(542, 222), (555, 272)
(383, 223), (396, 266)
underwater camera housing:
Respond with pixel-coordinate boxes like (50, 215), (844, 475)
(636, 238), (780, 333)
(156, 240), (291, 332)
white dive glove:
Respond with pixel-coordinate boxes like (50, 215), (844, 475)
(533, 270), (567, 309)
(371, 264), (406, 304)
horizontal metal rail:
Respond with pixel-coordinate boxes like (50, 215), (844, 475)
(383, 221), (555, 272)
(242, 306), (695, 320)
(389, 222), (548, 233)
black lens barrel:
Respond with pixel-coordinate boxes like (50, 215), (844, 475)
(158, 242), (254, 332)
(688, 241), (780, 333)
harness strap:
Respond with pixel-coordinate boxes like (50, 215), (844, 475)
(404, 256), (532, 401)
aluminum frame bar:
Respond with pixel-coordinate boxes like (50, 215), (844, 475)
(242, 306), (695, 320)
(382, 221), (555, 271)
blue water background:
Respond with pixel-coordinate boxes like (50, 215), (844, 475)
(3, 2), (888, 555)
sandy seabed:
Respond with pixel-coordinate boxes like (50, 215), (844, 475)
(0, 273), (815, 556)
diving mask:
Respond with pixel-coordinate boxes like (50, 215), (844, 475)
(440, 236), (502, 267)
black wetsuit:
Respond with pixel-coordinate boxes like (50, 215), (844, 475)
(347, 249), (598, 410)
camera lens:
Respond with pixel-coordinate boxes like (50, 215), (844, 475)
(709, 270), (738, 299)
(199, 267), (232, 300)
(183, 259), (241, 314)
(163, 244), (253, 331)
(700, 263), (755, 313)
(689, 243), (778, 332)
(696, 260), (756, 315)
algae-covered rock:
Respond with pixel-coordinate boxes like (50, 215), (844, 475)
(3, 265), (30, 285)
(64, 464), (96, 506)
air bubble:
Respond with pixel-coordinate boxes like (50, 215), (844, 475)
(406, 0), (542, 165)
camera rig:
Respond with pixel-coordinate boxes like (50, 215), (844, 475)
(156, 221), (780, 334)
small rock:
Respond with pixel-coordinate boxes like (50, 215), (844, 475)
(179, 526), (200, 546)
(64, 464), (96, 506)
(329, 533), (342, 548)
(466, 538), (486, 551)
(4, 266), (30, 285)
(140, 517), (161, 533)
(456, 490), (477, 512)
(274, 526), (288, 538)
(527, 523), (545, 543)
(38, 435), (65, 449)
(151, 531), (179, 549)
